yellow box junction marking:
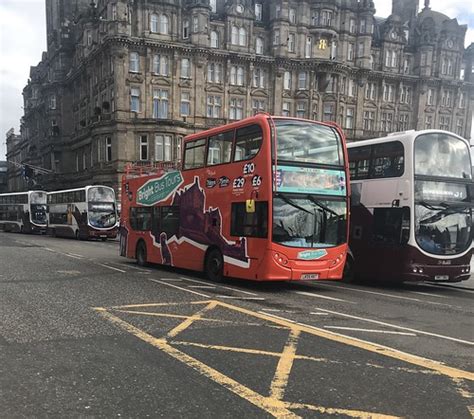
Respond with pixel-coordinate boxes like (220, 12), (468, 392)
(94, 300), (474, 418)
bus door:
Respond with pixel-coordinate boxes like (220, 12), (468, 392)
(369, 206), (410, 278)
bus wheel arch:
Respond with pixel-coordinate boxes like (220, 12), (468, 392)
(136, 240), (148, 266)
(343, 253), (356, 283)
(204, 246), (224, 282)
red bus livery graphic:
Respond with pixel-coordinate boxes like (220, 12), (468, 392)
(120, 115), (350, 282)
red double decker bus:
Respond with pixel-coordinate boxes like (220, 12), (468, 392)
(120, 115), (350, 282)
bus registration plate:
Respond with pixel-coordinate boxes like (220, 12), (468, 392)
(301, 273), (319, 280)
(434, 275), (449, 281)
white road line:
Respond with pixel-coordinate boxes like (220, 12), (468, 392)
(44, 247), (57, 253)
(408, 291), (447, 298)
(219, 286), (258, 296)
(295, 291), (351, 303)
(217, 296), (265, 300)
(179, 277), (213, 286)
(310, 312), (329, 316)
(120, 264), (152, 273)
(159, 278), (183, 282)
(64, 253), (83, 260)
(98, 263), (126, 273)
(67, 253), (84, 258)
(317, 283), (449, 306)
(323, 326), (417, 336)
(261, 309), (281, 312)
(313, 307), (474, 346)
(147, 278), (210, 297)
(188, 285), (217, 289)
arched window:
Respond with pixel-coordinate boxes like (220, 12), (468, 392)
(159, 14), (169, 34)
(150, 14), (159, 33)
(231, 26), (239, 45)
(183, 19), (189, 39)
(239, 27), (247, 46)
(256, 37), (264, 55)
(210, 31), (218, 48)
(237, 67), (244, 85)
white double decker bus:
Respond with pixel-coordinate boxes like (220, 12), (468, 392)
(47, 185), (118, 240)
(347, 130), (473, 283)
(0, 190), (47, 233)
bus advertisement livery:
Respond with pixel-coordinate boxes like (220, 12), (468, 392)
(47, 185), (118, 240)
(0, 191), (47, 233)
(120, 115), (350, 282)
(347, 130), (473, 283)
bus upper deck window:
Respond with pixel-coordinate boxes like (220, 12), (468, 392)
(234, 124), (263, 162)
(184, 138), (206, 169)
(207, 131), (233, 166)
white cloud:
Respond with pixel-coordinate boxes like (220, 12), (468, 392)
(0, 1), (46, 159)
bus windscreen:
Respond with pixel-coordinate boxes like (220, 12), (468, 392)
(274, 120), (344, 166)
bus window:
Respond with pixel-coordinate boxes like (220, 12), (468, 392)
(370, 141), (404, 178)
(348, 146), (371, 180)
(207, 131), (233, 166)
(184, 138), (206, 169)
(161, 206), (180, 237)
(130, 207), (152, 231)
(234, 124), (263, 162)
(230, 201), (268, 238)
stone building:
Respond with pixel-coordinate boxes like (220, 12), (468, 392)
(9, 0), (474, 195)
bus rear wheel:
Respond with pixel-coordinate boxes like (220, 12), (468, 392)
(136, 241), (147, 266)
(205, 248), (224, 282)
(343, 257), (356, 283)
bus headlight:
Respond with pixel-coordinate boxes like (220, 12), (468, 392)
(412, 267), (418, 273)
(273, 252), (289, 266)
(330, 253), (344, 267)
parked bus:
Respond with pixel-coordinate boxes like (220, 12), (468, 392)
(120, 115), (350, 282)
(346, 129), (473, 283)
(0, 190), (47, 233)
(47, 185), (118, 240)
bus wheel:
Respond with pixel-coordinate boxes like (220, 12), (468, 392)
(136, 241), (147, 266)
(205, 248), (224, 282)
(343, 257), (355, 283)
(75, 230), (80, 240)
(101, 237), (107, 242)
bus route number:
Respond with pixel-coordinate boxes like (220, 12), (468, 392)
(252, 175), (262, 187)
(243, 163), (255, 175)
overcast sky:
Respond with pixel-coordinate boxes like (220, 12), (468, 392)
(0, 0), (473, 160)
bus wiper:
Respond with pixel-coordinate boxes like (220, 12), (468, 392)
(418, 200), (445, 211)
(276, 194), (313, 215)
(306, 195), (339, 218)
(439, 201), (474, 209)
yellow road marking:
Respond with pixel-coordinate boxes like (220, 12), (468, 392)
(113, 309), (235, 324)
(95, 308), (299, 418)
(172, 340), (329, 363)
(270, 329), (301, 400)
(216, 300), (474, 381)
(95, 299), (473, 418)
(166, 300), (218, 339)
(285, 402), (399, 419)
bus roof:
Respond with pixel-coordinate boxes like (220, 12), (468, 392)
(47, 185), (114, 195)
(0, 190), (44, 197)
(347, 129), (467, 149)
(183, 114), (343, 143)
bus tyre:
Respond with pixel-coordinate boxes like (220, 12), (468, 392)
(136, 241), (147, 266)
(205, 248), (224, 283)
(75, 230), (80, 240)
(343, 257), (355, 283)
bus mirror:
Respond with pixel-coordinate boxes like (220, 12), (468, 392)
(246, 199), (255, 213)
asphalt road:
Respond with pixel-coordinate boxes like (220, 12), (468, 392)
(1, 231), (473, 418)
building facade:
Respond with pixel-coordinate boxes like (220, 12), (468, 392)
(8, 0), (474, 195)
